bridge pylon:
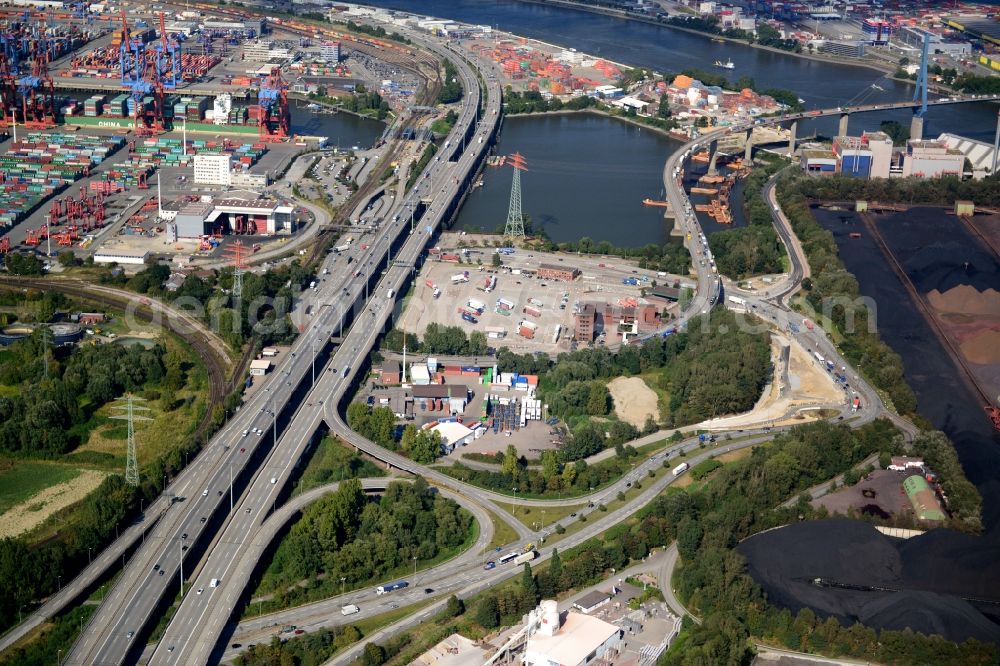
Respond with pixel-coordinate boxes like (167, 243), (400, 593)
(911, 32), (930, 140)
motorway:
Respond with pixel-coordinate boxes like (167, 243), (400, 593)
(46, 11), (973, 666)
(62, 15), (500, 666)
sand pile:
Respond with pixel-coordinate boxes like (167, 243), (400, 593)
(960, 329), (1000, 365)
(608, 377), (659, 427)
(926, 285), (1000, 317)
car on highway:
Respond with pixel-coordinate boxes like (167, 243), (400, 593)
(424, 588), (434, 594)
(484, 561), (496, 570)
(294, 629), (305, 635)
(240, 447), (246, 453)
(231, 643), (241, 649)
(127, 631), (134, 639)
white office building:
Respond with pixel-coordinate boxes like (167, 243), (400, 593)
(193, 154), (233, 186)
(320, 40), (341, 63)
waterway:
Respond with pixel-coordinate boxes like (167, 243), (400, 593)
(453, 113), (683, 245)
(362, 0), (998, 141)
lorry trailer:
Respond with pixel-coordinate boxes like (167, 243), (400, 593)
(376, 581), (409, 595)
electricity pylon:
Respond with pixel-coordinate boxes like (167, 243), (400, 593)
(503, 152), (528, 242)
(111, 394), (151, 487)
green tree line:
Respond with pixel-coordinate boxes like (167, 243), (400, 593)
(257, 478), (472, 602)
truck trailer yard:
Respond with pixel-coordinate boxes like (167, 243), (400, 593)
(397, 239), (688, 354)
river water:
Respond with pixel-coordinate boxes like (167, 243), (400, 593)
(362, 0), (998, 141)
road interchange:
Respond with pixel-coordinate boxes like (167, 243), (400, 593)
(36, 11), (985, 665)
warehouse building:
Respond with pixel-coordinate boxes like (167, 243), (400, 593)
(411, 384), (470, 413)
(93, 250), (150, 265)
(170, 197), (293, 237)
(537, 263), (580, 281)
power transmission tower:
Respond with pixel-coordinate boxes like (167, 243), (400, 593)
(503, 152), (528, 242)
(225, 240), (246, 300)
(111, 394), (151, 487)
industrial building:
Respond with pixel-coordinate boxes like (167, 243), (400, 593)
(901, 140), (965, 179)
(249, 359), (271, 376)
(524, 601), (622, 666)
(536, 263), (580, 281)
(411, 384), (470, 413)
(896, 26), (970, 58)
(380, 360), (402, 385)
(168, 197), (294, 238)
(832, 132), (894, 179)
(574, 302), (660, 343)
(802, 133), (964, 180)
(574, 303), (596, 342)
(319, 40), (342, 63)
(429, 421), (476, 452)
(937, 133), (999, 175)
(242, 40), (295, 62)
(573, 590), (612, 615)
(93, 250), (150, 265)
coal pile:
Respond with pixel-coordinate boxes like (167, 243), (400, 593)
(738, 519), (1000, 644)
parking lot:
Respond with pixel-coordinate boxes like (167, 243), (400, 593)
(398, 236), (688, 354)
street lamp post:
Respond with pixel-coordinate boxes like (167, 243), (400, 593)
(511, 487), (517, 517)
(88, 547), (92, 565)
(179, 536), (185, 596)
(230, 464), (234, 513)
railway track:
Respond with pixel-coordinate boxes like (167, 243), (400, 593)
(0, 277), (234, 440)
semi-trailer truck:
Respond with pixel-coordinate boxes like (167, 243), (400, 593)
(376, 581), (409, 595)
(673, 462), (690, 476)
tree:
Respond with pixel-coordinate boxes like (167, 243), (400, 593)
(476, 596), (500, 628)
(492, 253), (502, 267)
(541, 450), (560, 481)
(444, 595), (465, 617)
(502, 444), (519, 478)
(550, 548), (562, 582)
(362, 642), (386, 666)
(57, 251), (76, 268)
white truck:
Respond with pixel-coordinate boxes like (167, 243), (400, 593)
(814, 351), (826, 364)
(341, 604), (360, 616)
(672, 462), (690, 477)
(387, 288), (395, 299)
(727, 295), (747, 307)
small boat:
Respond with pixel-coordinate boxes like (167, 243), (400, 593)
(711, 37), (726, 43)
(306, 103), (321, 111)
(714, 58), (735, 70)
(797, 97), (806, 104)
(871, 84), (885, 91)
(642, 198), (671, 208)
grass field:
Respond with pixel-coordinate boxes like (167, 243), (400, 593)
(483, 505), (520, 553)
(294, 436), (386, 495)
(0, 461), (81, 515)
